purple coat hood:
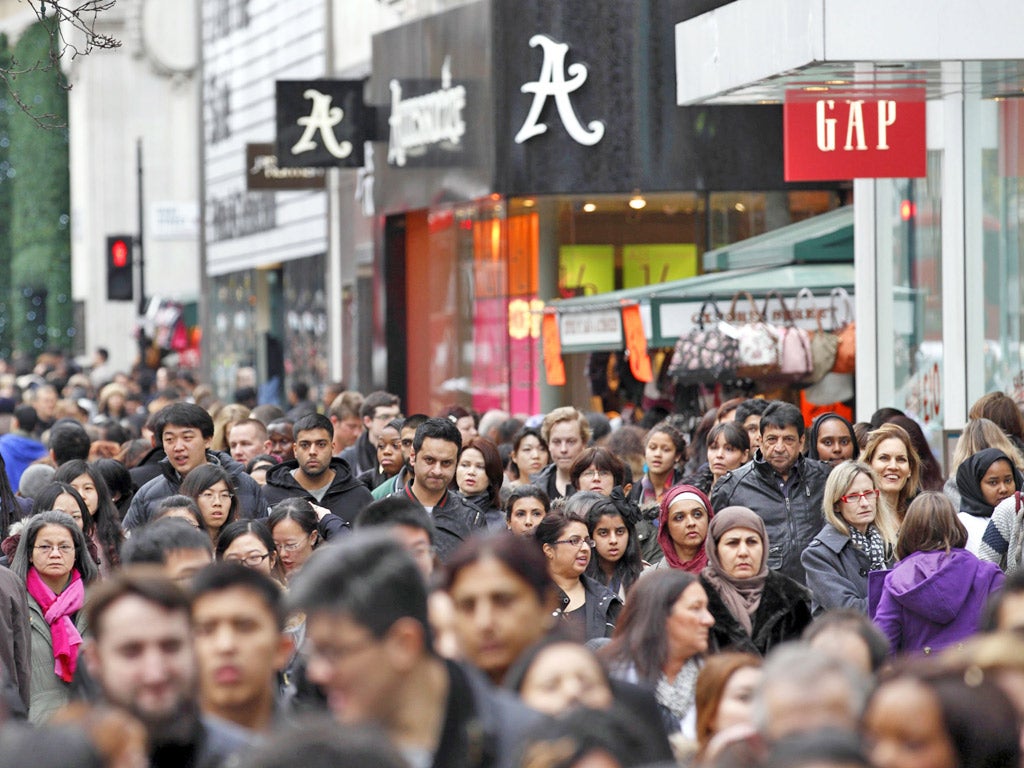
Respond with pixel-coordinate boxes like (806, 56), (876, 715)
(872, 548), (1004, 655)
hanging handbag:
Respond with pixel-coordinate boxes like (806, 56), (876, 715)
(794, 287), (838, 383)
(763, 290), (812, 379)
(668, 299), (740, 384)
(730, 291), (780, 378)
(830, 286), (856, 374)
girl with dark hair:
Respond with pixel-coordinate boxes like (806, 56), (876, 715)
(442, 533), (557, 684)
(805, 412), (859, 466)
(871, 492), (1004, 656)
(630, 422), (686, 508)
(455, 436), (505, 531)
(685, 422), (750, 495)
(268, 498), (322, 582)
(863, 665), (1020, 768)
(535, 509), (622, 641)
(506, 427), (549, 487)
(504, 484), (550, 536)
(152, 495), (207, 531)
(569, 447), (628, 497)
(11, 511), (98, 723)
(601, 569), (715, 736)
(246, 454), (279, 486)
(585, 495), (645, 600)
(92, 457), (135, 523)
(54, 460), (125, 573)
(216, 519), (285, 584)
(180, 464), (239, 545)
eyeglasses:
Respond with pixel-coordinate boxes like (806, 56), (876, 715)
(841, 489), (880, 504)
(198, 490), (234, 503)
(275, 534), (313, 553)
(554, 536), (595, 549)
(580, 469), (612, 480)
(34, 544), (74, 555)
(225, 552), (271, 567)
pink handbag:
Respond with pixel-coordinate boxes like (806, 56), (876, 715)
(763, 291), (812, 379)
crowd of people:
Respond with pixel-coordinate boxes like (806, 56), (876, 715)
(0, 351), (1023, 768)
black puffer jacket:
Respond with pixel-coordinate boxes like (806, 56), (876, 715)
(710, 452), (831, 583)
(263, 457), (373, 525)
(701, 570), (812, 656)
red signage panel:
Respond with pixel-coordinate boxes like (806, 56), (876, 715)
(784, 88), (926, 181)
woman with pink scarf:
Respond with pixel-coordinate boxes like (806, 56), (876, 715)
(11, 511), (98, 723)
(652, 485), (716, 573)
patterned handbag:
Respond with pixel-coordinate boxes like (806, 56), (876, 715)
(668, 299), (740, 384)
(730, 291), (780, 379)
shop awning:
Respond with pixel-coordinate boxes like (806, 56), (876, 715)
(551, 209), (855, 354)
(701, 206), (853, 270)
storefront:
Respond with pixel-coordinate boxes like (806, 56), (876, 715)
(675, 0), (1024, 457)
(368, 0), (844, 416)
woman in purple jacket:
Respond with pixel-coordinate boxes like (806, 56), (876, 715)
(871, 492), (1004, 656)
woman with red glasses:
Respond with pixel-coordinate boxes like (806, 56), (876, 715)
(802, 461), (897, 614)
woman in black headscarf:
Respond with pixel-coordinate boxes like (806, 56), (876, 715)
(955, 447), (1022, 554)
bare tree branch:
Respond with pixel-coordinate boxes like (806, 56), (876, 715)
(26, 0), (121, 59)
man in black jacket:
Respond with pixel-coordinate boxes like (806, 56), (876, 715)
(711, 401), (831, 584)
(263, 413), (373, 524)
(338, 391), (401, 477)
(123, 403), (267, 530)
(291, 531), (541, 768)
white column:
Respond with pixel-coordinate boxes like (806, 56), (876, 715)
(854, 179), (878, 421)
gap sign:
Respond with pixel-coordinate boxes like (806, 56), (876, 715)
(784, 88), (926, 181)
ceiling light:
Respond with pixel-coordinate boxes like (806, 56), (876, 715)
(628, 192), (646, 210)
(582, 202), (596, 213)
(735, 202), (746, 212)
(522, 198), (535, 207)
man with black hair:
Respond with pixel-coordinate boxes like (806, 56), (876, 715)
(83, 567), (251, 767)
(289, 531), (538, 768)
(263, 413), (372, 524)
(129, 410), (172, 489)
(339, 391), (401, 476)
(712, 401), (831, 584)
(0, 404), (47, 488)
(48, 419), (91, 465)
(121, 518), (214, 584)
(191, 563), (292, 733)
(735, 397), (772, 451)
(398, 417), (482, 562)
(356, 495), (438, 578)
(264, 419), (295, 463)
(123, 403), (267, 530)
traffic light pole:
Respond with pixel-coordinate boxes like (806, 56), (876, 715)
(136, 139), (148, 366)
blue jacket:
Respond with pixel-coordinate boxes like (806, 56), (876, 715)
(0, 434), (47, 490)
(801, 523), (892, 614)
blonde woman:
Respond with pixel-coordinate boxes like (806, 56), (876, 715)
(801, 461), (897, 614)
(861, 424), (921, 523)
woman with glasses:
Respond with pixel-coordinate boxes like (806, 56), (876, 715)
(569, 447), (629, 497)
(11, 511), (98, 723)
(180, 465), (239, 545)
(801, 461), (897, 614)
(535, 509), (621, 641)
(268, 498), (322, 583)
(215, 519), (285, 585)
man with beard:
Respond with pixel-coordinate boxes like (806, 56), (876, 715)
(83, 567), (251, 768)
(263, 413), (373, 525)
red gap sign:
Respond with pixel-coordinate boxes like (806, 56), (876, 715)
(784, 88), (926, 181)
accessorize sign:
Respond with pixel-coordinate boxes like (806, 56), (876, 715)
(275, 80), (370, 167)
(784, 88), (926, 181)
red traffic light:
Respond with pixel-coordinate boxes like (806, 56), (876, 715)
(111, 239), (129, 268)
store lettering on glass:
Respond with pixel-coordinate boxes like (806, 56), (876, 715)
(514, 34), (604, 147)
(209, 0), (251, 40)
(290, 90), (353, 160)
(816, 100), (897, 152)
(209, 192), (276, 242)
(205, 75), (231, 144)
(387, 56), (466, 167)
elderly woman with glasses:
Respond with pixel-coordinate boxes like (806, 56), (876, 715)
(801, 461), (897, 615)
(535, 509), (621, 641)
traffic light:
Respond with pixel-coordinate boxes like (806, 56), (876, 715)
(106, 234), (134, 301)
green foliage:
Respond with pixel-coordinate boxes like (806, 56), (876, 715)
(0, 33), (12, 359)
(7, 20), (72, 355)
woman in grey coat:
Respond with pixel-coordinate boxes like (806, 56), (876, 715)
(801, 461), (897, 614)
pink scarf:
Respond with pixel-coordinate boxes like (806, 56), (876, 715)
(657, 485), (715, 573)
(26, 567), (84, 683)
